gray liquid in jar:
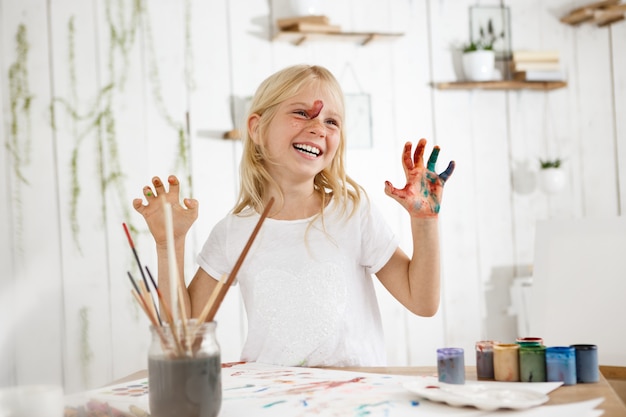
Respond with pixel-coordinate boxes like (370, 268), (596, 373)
(149, 354), (221, 417)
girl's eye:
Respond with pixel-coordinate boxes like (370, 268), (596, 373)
(294, 110), (308, 117)
(325, 119), (339, 127)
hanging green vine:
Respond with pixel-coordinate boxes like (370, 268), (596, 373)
(50, 0), (195, 248)
(6, 23), (33, 257)
(79, 306), (94, 387)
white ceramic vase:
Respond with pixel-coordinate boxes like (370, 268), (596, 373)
(540, 168), (567, 194)
(462, 50), (495, 82)
(288, 0), (322, 15)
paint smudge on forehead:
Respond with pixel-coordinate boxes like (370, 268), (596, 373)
(307, 100), (323, 118)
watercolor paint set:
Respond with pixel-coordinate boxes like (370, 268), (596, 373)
(438, 338), (599, 386)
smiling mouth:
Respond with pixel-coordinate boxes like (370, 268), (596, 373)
(293, 143), (322, 157)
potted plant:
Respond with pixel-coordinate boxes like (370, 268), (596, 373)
(462, 19), (503, 81)
(539, 158), (567, 194)
(287, 0), (321, 16)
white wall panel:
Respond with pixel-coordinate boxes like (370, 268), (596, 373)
(0, 0), (17, 388)
(574, 23), (619, 217)
(0, 0), (64, 387)
(611, 22), (626, 215)
(48, 0), (117, 393)
(429, 0), (484, 355)
(387, 0), (446, 366)
(185, 0), (245, 363)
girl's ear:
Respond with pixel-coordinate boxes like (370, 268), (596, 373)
(248, 113), (261, 145)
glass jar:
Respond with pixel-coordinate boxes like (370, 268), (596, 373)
(148, 320), (222, 417)
(546, 346), (577, 386)
(437, 347), (465, 384)
(493, 343), (520, 382)
(475, 340), (496, 380)
(571, 344), (599, 383)
(519, 345), (546, 382)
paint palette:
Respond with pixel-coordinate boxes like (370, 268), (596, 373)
(403, 380), (549, 411)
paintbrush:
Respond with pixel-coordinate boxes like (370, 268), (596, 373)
(128, 272), (170, 347)
(202, 197), (274, 323)
(195, 273), (228, 325)
(162, 202), (181, 326)
(123, 223), (162, 325)
(162, 200), (196, 357)
(145, 266), (187, 356)
(145, 266), (176, 327)
(130, 269), (184, 356)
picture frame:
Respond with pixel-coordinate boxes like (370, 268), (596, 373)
(469, 5), (512, 61)
(344, 93), (373, 149)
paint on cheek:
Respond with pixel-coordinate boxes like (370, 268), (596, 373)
(307, 100), (324, 118)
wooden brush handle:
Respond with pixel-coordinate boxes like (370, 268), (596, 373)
(204, 197), (274, 322)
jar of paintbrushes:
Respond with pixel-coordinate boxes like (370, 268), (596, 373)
(148, 319), (221, 417)
(123, 198), (273, 417)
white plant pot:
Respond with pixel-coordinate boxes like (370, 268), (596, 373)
(540, 168), (567, 194)
(462, 50), (495, 82)
(288, 0), (322, 15)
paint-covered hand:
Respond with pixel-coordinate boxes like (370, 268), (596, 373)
(132, 175), (199, 246)
(384, 139), (455, 218)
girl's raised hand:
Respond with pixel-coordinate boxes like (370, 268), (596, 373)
(132, 175), (199, 246)
(384, 139), (455, 218)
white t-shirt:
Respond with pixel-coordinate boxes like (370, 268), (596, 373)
(197, 198), (398, 366)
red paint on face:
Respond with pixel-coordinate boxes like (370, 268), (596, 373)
(307, 100), (324, 119)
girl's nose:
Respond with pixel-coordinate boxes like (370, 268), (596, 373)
(307, 118), (326, 137)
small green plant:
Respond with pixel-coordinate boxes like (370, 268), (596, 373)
(539, 158), (562, 169)
(463, 18), (504, 52)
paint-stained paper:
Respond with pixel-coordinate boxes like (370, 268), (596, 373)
(63, 362), (603, 417)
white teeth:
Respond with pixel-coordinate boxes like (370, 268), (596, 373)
(294, 144), (321, 155)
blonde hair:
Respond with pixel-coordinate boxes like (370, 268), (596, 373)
(233, 65), (363, 219)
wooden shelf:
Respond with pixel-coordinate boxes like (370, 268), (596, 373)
(272, 30), (403, 46)
(223, 129), (240, 140)
(434, 80), (567, 91)
(560, 0), (626, 27)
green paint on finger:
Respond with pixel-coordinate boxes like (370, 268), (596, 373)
(427, 147), (440, 171)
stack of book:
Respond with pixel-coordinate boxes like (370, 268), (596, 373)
(511, 50), (564, 81)
(276, 15), (341, 33)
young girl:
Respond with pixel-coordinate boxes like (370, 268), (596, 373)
(133, 64), (454, 367)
